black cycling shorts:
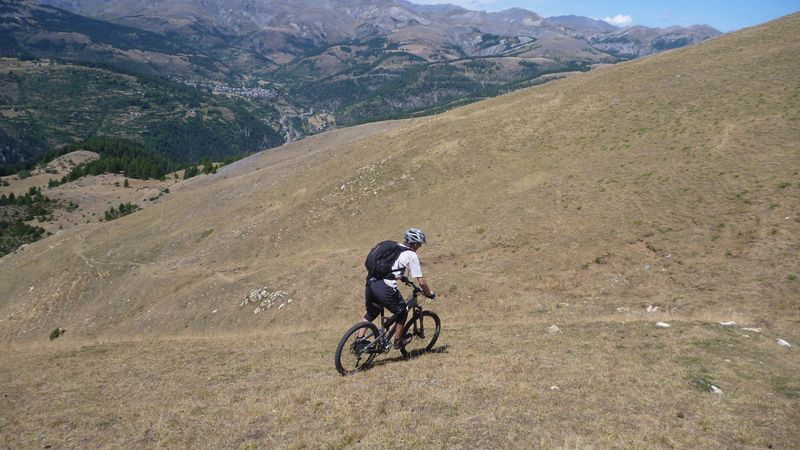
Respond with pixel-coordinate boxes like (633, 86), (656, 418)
(364, 277), (407, 324)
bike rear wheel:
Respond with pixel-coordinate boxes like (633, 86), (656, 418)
(335, 322), (380, 376)
(400, 311), (441, 358)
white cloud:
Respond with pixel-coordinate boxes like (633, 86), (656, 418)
(603, 14), (634, 26)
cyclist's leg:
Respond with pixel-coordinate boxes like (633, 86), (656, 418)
(358, 279), (382, 338)
(365, 279), (408, 340)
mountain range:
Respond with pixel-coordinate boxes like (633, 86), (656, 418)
(35, 0), (720, 60)
(1, 0), (721, 169)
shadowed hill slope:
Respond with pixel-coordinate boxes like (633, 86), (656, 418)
(1, 14), (798, 341)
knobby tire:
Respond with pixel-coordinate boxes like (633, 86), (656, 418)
(400, 310), (441, 359)
(335, 322), (380, 376)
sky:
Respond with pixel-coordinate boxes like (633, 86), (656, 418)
(411, 0), (800, 32)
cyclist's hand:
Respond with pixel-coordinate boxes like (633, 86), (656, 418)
(427, 291), (437, 300)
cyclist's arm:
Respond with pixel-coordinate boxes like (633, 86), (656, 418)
(404, 252), (434, 297)
(416, 276), (434, 298)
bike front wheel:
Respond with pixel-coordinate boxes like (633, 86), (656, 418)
(335, 322), (380, 376)
(400, 311), (441, 358)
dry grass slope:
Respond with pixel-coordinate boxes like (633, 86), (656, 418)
(1, 14), (799, 449)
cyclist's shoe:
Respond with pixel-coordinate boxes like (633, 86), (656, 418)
(393, 333), (412, 349)
(352, 337), (370, 354)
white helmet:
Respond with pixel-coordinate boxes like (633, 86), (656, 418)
(404, 227), (427, 245)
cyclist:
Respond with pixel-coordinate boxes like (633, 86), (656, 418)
(359, 228), (437, 348)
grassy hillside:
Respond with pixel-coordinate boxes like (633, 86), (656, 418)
(1, 13), (798, 449)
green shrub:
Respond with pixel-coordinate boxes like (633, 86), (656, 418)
(0, 220), (47, 256)
(103, 202), (140, 221)
(49, 328), (64, 340)
(183, 166), (199, 180)
(690, 375), (719, 393)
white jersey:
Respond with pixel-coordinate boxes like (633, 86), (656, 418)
(384, 245), (423, 289)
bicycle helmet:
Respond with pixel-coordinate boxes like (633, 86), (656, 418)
(404, 227), (427, 245)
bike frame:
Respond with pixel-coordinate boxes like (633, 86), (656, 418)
(364, 278), (425, 354)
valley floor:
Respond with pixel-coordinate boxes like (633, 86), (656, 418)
(2, 312), (798, 449)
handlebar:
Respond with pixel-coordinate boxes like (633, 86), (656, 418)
(400, 276), (421, 293)
(400, 276), (435, 300)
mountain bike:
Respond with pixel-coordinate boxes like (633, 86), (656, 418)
(334, 277), (441, 376)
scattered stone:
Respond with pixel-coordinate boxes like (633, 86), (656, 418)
(742, 328), (761, 333)
(211, 309), (217, 314)
(549, 386), (560, 391)
(776, 339), (792, 348)
(646, 305), (660, 313)
(547, 325), (562, 334)
(242, 288), (292, 314)
(616, 307), (630, 312)
(718, 321), (736, 326)
(710, 385), (723, 394)
(655, 322), (671, 328)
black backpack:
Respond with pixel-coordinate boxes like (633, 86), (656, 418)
(365, 240), (406, 280)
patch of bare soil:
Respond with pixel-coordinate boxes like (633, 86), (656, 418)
(41, 174), (181, 233)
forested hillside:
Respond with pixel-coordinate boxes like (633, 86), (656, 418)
(57, 136), (179, 181)
(0, 59), (283, 173)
